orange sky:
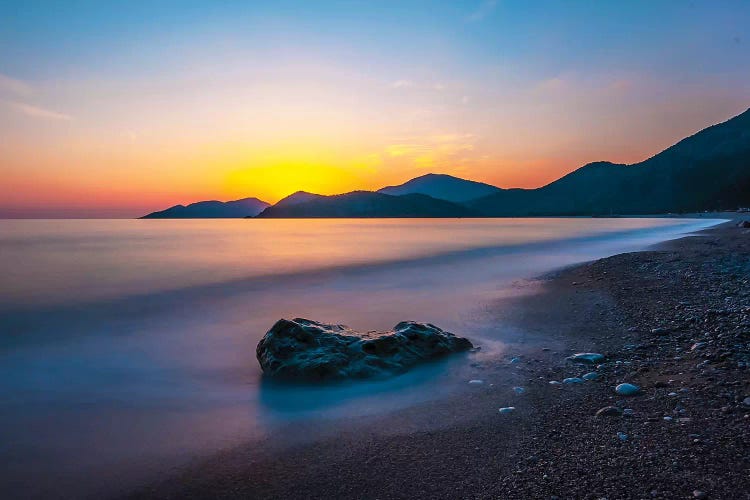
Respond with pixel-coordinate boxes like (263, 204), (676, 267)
(1, 2), (749, 217)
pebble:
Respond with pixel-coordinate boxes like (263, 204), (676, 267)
(582, 372), (599, 381)
(513, 386), (526, 395)
(563, 377), (584, 384)
(615, 383), (640, 396)
(548, 380), (562, 385)
(498, 407), (516, 414)
(623, 408), (635, 416)
(693, 491), (707, 499)
(663, 416), (673, 421)
(468, 379), (484, 385)
(595, 406), (622, 417)
(617, 432), (628, 441)
(567, 352), (605, 364)
(509, 357), (521, 364)
(668, 392), (678, 397)
(743, 397), (750, 407)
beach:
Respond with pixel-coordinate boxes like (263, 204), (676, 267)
(129, 220), (750, 500)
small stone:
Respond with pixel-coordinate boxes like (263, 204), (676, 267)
(623, 408), (635, 416)
(595, 406), (623, 417)
(617, 432), (628, 441)
(615, 383), (640, 396)
(567, 352), (605, 364)
(513, 386), (526, 395)
(663, 416), (673, 421)
(693, 490), (707, 499)
(548, 380), (562, 385)
(498, 407), (516, 414)
(742, 397), (750, 407)
(468, 379), (484, 385)
(582, 372), (599, 381)
(510, 357), (521, 364)
(563, 377), (584, 384)
(668, 392), (678, 397)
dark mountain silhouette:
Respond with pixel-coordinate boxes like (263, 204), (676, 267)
(142, 107), (750, 219)
(142, 197), (269, 218)
(255, 191), (479, 218)
(378, 173), (501, 203)
(470, 108), (750, 215)
(273, 191), (325, 208)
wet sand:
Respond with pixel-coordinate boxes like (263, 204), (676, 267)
(129, 220), (749, 500)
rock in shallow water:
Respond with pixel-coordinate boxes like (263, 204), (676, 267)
(256, 318), (473, 380)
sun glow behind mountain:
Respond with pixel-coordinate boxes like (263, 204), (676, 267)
(1, 1), (749, 217)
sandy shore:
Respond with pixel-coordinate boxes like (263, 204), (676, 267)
(129, 221), (749, 500)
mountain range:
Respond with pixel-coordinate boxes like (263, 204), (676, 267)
(142, 107), (750, 219)
(377, 173), (501, 202)
(142, 197), (269, 218)
(256, 191), (479, 218)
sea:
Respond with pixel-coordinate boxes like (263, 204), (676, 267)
(0, 217), (723, 498)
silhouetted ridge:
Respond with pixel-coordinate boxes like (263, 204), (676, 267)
(142, 197), (269, 218)
(273, 191), (325, 208)
(378, 173), (501, 203)
(470, 107), (750, 215)
(256, 191), (479, 218)
(143, 107), (750, 219)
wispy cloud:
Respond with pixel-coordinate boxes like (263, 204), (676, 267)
(384, 133), (476, 168)
(390, 79), (416, 89)
(4, 100), (72, 121)
(466, 0), (498, 23)
(532, 72), (640, 98)
(0, 73), (73, 121)
(0, 73), (33, 97)
(389, 80), (446, 91)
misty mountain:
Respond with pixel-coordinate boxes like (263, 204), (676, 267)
(378, 173), (502, 203)
(470, 108), (750, 216)
(255, 191), (479, 218)
(142, 197), (270, 218)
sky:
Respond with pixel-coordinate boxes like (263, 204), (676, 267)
(1, 1), (749, 217)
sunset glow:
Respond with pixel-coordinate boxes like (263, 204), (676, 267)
(1, 1), (749, 217)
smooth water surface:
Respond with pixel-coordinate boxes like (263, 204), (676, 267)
(0, 218), (722, 498)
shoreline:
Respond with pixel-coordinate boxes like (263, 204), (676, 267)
(130, 220), (750, 499)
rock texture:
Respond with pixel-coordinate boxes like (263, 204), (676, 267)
(256, 318), (473, 380)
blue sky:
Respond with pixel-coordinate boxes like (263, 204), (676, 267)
(1, 1), (749, 216)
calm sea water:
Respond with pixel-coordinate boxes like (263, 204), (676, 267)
(0, 218), (722, 498)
